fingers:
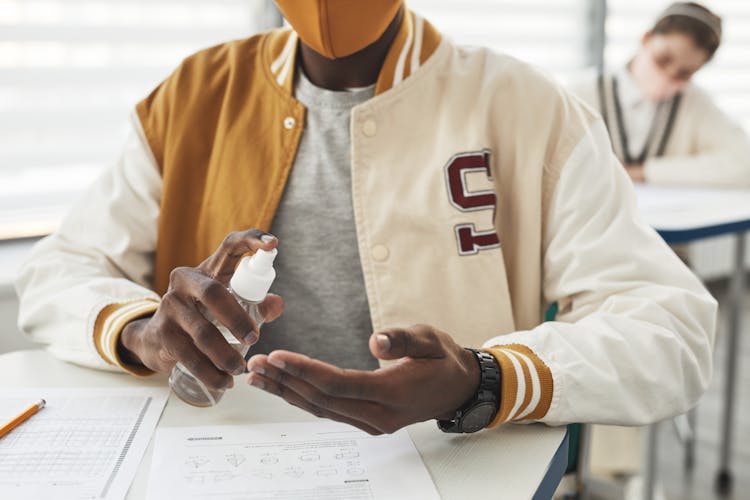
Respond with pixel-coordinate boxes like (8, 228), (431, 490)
(247, 354), (396, 434)
(198, 229), (278, 284)
(160, 326), (234, 390)
(246, 353), (386, 415)
(164, 292), (246, 376)
(257, 294), (285, 324)
(169, 267), (259, 343)
(246, 369), (384, 435)
(135, 288), (246, 387)
(252, 351), (383, 401)
(370, 324), (447, 361)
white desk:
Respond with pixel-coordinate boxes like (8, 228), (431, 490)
(635, 185), (750, 496)
(636, 185), (750, 239)
(0, 350), (568, 500)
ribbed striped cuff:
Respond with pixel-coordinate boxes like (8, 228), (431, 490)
(93, 299), (160, 376)
(482, 344), (553, 426)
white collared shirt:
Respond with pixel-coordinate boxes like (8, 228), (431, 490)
(615, 66), (658, 161)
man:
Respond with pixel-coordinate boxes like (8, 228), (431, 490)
(17, 1), (716, 436)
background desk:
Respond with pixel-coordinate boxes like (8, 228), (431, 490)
(635, 185), (750, 495)
(0, 350), (568, 500)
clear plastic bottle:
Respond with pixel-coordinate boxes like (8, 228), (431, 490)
(169, 248), (278, 407)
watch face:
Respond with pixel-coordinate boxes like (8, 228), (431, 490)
(460, 402), (496, 433)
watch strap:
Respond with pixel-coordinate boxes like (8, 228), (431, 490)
(437, 348), (501, 433)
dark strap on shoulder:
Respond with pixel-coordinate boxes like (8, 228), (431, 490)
(611, 76), (638, 164)
(597, 73), (610, 131)
(655, 93), (683, 157)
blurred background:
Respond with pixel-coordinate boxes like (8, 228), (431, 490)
(0, 1), (748, 499)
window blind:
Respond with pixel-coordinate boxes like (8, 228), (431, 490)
(407, 0), (590, 81)
(0, 0), (275, 238)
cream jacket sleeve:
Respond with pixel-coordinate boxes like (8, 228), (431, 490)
(15, 114), (162, 374)
(484, 120), (717, 427)
(645, 86), (750, 187)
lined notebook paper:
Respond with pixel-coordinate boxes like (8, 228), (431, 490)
(0, 387), (168, 500)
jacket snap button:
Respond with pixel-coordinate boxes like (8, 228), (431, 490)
(362, 119), (377, 137)
(371, 245), (389, 261)
(283, 117), (295, 129)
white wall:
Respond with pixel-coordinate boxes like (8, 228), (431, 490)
(0, 240), (41, 354)
(0, 288), (35, 354)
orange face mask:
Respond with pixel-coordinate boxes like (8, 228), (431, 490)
(275, 0), (403, 59)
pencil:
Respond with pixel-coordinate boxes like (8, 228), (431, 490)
(0, 399), (46, 438)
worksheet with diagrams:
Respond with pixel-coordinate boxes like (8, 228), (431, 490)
(147, 422), (440, 500)
(0, 387), (168, 500)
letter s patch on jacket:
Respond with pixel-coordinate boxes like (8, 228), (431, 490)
(444, 149), (500, 256)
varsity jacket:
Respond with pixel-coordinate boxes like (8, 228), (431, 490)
(16, 10), (717, 427)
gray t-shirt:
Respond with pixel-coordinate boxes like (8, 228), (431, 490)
(249, 69), (378, 370)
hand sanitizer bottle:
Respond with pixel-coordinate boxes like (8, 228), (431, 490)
(169, 248), (278, 407)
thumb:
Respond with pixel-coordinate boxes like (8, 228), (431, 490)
(369, 325), (447, 361)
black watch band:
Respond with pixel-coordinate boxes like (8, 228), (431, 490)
(437, 348), (501, 434)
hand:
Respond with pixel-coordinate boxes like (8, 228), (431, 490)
(118, 229), (285, 391)
(625, 164), (646, 183)
(246, 324), (481, 435)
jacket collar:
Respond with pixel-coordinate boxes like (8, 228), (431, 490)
(263, 9), (442, 96)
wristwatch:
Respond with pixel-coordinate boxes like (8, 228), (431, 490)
(437, 348), (501, 433)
